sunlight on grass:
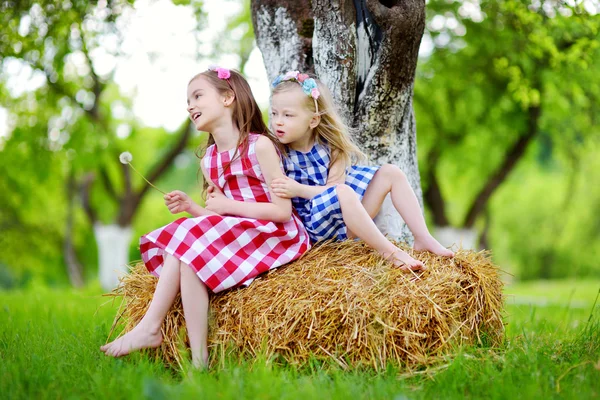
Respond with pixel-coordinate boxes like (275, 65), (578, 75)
(505, 279), (600, 307)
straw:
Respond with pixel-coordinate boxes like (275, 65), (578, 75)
(105, 240), (505, 370)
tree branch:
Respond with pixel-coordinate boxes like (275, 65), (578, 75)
(64, 167), (84, 287)
(99, 165), (120, 203)
(423, 148), (449, 226)
(117, 120), (193, 225)
(463, 105), (541, 228)
(365, 0), (425, 87)
(80, 172), (98, 224)
(79, 21), (105, 121)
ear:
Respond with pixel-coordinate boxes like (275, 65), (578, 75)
(309, 114), (321, 129)
(223, 91), (235, 107)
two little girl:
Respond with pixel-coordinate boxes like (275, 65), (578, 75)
(101, 67), (452, 367)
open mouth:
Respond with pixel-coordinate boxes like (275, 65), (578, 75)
(191, 112), (202, 122)
(276, 130), (285, 137)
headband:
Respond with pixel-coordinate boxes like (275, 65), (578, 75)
(272, 70), (320, 113)
(208, 65), (234, 91)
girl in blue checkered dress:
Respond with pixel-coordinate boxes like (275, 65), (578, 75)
(268, 71), (454, 271)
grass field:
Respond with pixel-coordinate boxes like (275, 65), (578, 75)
(1, 280), (599, 399)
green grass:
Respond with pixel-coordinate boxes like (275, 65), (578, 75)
(1, 280), (599, 399)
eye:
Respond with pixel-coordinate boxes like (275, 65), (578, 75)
(285, 113), (293, 117)
(195, 94), (202, 99)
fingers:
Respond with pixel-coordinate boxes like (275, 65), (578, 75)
(167, 201), (181, 214)
(164, 191), (187, 214)
(272, 190), (292, 199)
(165, 190), (186, 203)
(164, 196), (180, 208)
(270, 177), (289, 187)
(166, 190), (182, 198)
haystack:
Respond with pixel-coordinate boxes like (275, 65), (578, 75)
(105, 240), (505, 370)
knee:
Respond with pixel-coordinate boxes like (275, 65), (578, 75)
(335, 183), (353, 197)
(335, 183), (359, 204)
(380, 164), (406, 181)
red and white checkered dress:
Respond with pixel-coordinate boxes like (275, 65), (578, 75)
(140, 133), (311, 293)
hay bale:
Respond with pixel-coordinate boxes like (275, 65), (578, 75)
(105, 240), (505, 370)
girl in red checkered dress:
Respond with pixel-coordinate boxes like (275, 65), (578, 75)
(101, 67), (310, 368)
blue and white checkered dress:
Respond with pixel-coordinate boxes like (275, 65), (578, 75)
(283, 142), (380, 243)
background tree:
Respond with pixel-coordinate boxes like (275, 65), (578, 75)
(0, 0), (197, 288)
(414, 0), (600, 277)
(415, 0), (600, 250)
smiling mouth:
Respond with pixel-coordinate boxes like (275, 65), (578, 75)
(191, 112), (202, 122)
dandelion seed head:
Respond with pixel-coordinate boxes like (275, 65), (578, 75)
(119, 151), (133, 164)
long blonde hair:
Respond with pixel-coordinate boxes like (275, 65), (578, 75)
(272, 78), (366, 170)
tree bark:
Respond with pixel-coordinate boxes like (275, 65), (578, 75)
(64, 167), (85, 288)
(251, 0), (426, 242)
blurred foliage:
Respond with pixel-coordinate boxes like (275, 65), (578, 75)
(0, 0), (205, 284)
(0, 0), (599, 285)
(489, 138), (600, 279)
(415, 0), (600, 279)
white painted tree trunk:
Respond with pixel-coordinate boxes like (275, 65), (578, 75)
(434, 226), (478, 250)
(93, 223), (132, 290)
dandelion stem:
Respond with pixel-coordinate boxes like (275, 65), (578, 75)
(126, 163), (167, 195)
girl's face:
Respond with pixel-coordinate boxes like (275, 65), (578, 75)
(187, 76), (229, 132)
(271, 86), (318, 150)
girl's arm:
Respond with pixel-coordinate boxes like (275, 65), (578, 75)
(271, 151), (346, 200)
(164, 159), (218, 218)
(164, 189), (217, 217)
(205, 136), (292, 223)
(165, 157), (218, 217)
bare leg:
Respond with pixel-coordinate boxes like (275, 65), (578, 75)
(100, 254), (181, 357)
(179, 262), (210, 369)
(337, 184), (424, 271)
(360, 165), (454, 257)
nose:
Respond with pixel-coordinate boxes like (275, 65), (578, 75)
(187, 104), (194, 113)
(273, 115), (283, 126)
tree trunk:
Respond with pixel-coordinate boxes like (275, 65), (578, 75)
(434, 226), (478, 251)
(94, 223), (133, 290)
(252, 0), (426, 243)
(64, 168), (84, 288)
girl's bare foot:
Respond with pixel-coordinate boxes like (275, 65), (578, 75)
(414, 234), (455, 257)
(100, 323), (163, 357)
(381, 248), (425, 272)
(191, 351), (209, 370)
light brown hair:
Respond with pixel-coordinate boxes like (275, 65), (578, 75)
(190, 69), (282, 192)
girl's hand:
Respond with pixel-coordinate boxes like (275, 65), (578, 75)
(164, 190), (193, 214)
(271, 177), (301, 199)
(205, 185), (230, 215)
